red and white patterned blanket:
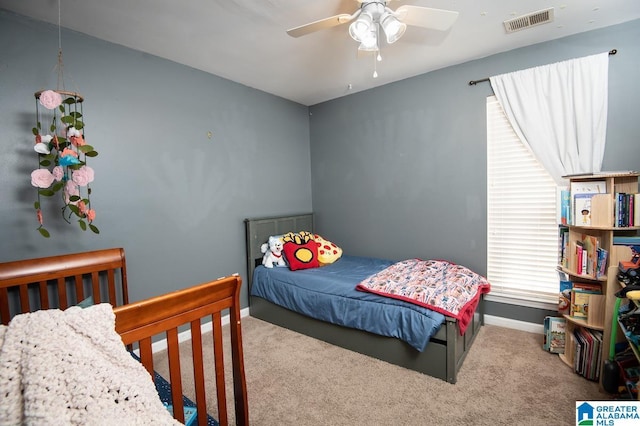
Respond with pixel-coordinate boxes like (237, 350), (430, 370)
(356, 259), (491, 335)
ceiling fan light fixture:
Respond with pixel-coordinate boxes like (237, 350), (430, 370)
(358, 25), (378, 51)
(380, 13), (406, 44)
(349, 11), (374, 42)
(358, 39), (378, 52)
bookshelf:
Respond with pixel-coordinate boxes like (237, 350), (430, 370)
(557, 172), (639, 386)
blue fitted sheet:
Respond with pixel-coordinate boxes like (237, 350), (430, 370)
(250, 255), (446, 351)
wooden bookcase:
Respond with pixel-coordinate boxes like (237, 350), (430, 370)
(558, 172), (639, 387)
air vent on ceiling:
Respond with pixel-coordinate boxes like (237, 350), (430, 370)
(504, 7), (554, 33)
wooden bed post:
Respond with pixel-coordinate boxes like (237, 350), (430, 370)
(230, 276), (249, 426)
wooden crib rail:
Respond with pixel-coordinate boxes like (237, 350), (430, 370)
(0, 248), (128, 325)
(113, 275), (249, 426)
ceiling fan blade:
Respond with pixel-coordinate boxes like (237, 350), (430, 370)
(394, 5), (459, 31)
(287, 13), (355, 38)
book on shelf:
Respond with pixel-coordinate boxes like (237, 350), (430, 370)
(543, 316), (566, 354)
(590, 328), (603, 380)
(558, 227), (569, 269)
(569, 234), (601, 278)
(614, 193), (640, 227)
(613, 236), (640, 246)
(558, 275), (572, 315)
(596, 247), (608, 279)
(560, 189), (571, 225)
(575, 329), (584, 373)
(616, 193), (628, 227)
(574, 328), (586, 376)
(582, 328), (594, 378)
(570, 282), (602, 319)
(573, 327), (603, 381)
(571, 281), (602, 292)
(573, 241), (584, 275)
(581, 234), (599, 277)
(574, 193), (597, 226)
(570, 180), (606, 226)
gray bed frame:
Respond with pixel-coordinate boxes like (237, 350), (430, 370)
(244, 213), (484, 384)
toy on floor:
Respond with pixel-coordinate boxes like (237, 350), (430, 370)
(261, 236), (287, 268)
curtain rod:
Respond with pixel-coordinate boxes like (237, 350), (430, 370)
(467, 49), (617, 86)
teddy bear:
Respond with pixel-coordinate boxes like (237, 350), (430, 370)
(261, 235), (287, 268)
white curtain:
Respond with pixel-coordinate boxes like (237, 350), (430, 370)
(489, 52), (609, 184)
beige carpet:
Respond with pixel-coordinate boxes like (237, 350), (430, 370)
(154, 316), (611, 425)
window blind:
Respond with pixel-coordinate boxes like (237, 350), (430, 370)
(486, 95), (559, 306)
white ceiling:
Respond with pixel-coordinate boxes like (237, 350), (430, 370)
(3, 0), (640, 106)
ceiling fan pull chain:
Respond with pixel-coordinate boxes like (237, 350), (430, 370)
(372, 24), (378, 78)
(373, 52), (378, 78)
(373, 27), (381, 79)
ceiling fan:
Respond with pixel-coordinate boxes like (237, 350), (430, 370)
(286, 1), (459, 52)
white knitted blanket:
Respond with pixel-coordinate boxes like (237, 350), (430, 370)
(0, 304), (181, 426)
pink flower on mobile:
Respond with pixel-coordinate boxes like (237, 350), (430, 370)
(30, 90), (100, 234)
(39, 90), (62, 110)
(64, 180), (79, 204)
(72, 166), (95, 186)
(52, 166), (64, 181)
(30, 169), (55, 188)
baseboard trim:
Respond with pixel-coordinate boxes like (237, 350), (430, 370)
(148, 306), (251, 353)
(485, 314), (543, 334)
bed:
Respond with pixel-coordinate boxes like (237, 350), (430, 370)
(0, 248), (249, 426)
(245, 213), (486, 384)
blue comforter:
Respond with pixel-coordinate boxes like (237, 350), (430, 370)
(250, 255), (445, 351)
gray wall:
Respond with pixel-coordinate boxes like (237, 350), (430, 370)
(309, 19), (640, 323)
(0, 10), (312, 306)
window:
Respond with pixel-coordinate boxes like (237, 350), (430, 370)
(486, 95), (559, 308)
